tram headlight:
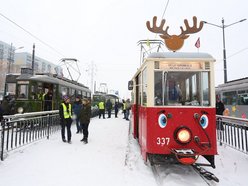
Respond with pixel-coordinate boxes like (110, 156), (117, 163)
(158, 113), (167, 128)
(175, 127), (192, 144)
(17, 107), (24, 114)
(199, 114), (209, 129)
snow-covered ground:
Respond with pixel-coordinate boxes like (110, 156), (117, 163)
(0, 114), (247, 186)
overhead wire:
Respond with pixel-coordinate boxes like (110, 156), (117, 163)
(227, 47), (248, 59)
(161, 0), (170, 20)
(0, 12), (65, 57)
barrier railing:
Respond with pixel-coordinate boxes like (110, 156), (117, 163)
(0, 111), (60, 161)
(216, 115), (248, 154)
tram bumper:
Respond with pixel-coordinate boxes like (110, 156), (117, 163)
(171, 149), (198, 165)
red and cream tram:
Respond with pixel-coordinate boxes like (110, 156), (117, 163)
(129, 52), (217, 167)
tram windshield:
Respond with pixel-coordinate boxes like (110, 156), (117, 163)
(154, 71), (210, 106)
(17, 84), (28, 99)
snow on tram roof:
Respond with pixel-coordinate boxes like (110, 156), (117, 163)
(147, 52), (215, 60)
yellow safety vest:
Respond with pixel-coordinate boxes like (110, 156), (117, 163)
(123, 103), (126, 110)
(99, 102), (105, 109)
(62, 103), (72, 118)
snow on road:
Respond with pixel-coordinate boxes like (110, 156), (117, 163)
(0, 114), (247, 186)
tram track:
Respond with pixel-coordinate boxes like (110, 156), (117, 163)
(149, 159), (216, 186)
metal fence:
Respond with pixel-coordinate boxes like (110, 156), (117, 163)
(0, 111), (60, 161)
(216, 115), (248, 154)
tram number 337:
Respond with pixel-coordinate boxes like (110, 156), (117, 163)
(156, 137), (170, 146)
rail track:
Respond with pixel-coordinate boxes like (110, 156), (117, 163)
(148, 155), (218, 186)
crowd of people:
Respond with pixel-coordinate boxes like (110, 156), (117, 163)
(97, 98), (131, 120)
(0, 92), (131, 145)
(59, 96), (131, 145)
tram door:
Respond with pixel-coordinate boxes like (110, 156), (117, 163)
(135, 74), (141, 139)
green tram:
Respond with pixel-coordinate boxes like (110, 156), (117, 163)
(5, 68), (91, 113)
(92, 92), (120, 107)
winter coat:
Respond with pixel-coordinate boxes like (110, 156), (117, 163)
(79, 103), (91, 124)
(1, 99), (10, 115)
(106, 100), (112, 110)
(72, 101), (82, 116)
(216, 101), (225, 115)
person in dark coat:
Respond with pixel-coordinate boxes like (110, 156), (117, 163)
(216, 97), (225, 145)
(106, 99), (112, 118)
(216, 98), (225, 115)
(59, 95), (73, 143)
(44, 88), (53, 111)
(1, 96), (11, 115)
(72, 96), (82, 133)
(125, 98), (131, 121)
(114, 101), (119, 118)
(79, 98), (91, 144)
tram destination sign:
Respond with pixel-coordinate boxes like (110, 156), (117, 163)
(160, 62), (203, 70)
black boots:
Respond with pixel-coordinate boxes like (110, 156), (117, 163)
(80, 137), (88, 144)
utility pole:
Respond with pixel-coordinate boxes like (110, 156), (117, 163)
(204, 18), (246, 83)
(31, 43), (35, 75)
(88, 61), (97, 93)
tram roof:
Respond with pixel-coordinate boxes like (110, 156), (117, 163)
(17, 74), (91, 92)
(146, 52), (215, 61)
(216, 77), (248, 92)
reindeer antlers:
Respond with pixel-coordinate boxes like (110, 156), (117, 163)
(179, 16), (204, 37)
(146, 16), (204, 51)
(146, 16), (171, 39)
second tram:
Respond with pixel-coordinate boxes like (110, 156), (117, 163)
(92, 92), (120, 107)
(216, 77), (248, 118)
(5, 68), (91, 113)
(129, 52), (217, 167)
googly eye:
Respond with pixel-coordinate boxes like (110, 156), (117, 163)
(199, 114), (208, 129)
(158, 114), (167, 128)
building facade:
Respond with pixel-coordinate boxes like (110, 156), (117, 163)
(0, 40), (63, 92)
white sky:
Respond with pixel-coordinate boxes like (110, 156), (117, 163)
(0, 0), (247, 98)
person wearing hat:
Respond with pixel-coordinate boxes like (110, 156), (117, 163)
(59, 95), (73, 143)
(72, 96), (82, 133)
(79, 98), (91, 144)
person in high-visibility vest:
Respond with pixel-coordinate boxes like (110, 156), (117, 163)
(98, 100), (105, 119)
(59, 95), (73, 143)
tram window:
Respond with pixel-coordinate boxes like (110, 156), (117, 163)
(138, 74), (142, 105)
(61, 86), (68, 96)
(142, 68), (147, 106)
(238, 94), (248, 105)
(165, 72), (184, 105)
(202, 72), (210, 106)
(17, 84), (28, 99)
(53, 85), (57, 97)
(154, 71), (163, 105)
(161, 72), (208, 106)
(30, 85), (36, 100)
(223, 91), (236, 105)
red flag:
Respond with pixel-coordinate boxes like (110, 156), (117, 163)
(195, 37), (200, 48)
